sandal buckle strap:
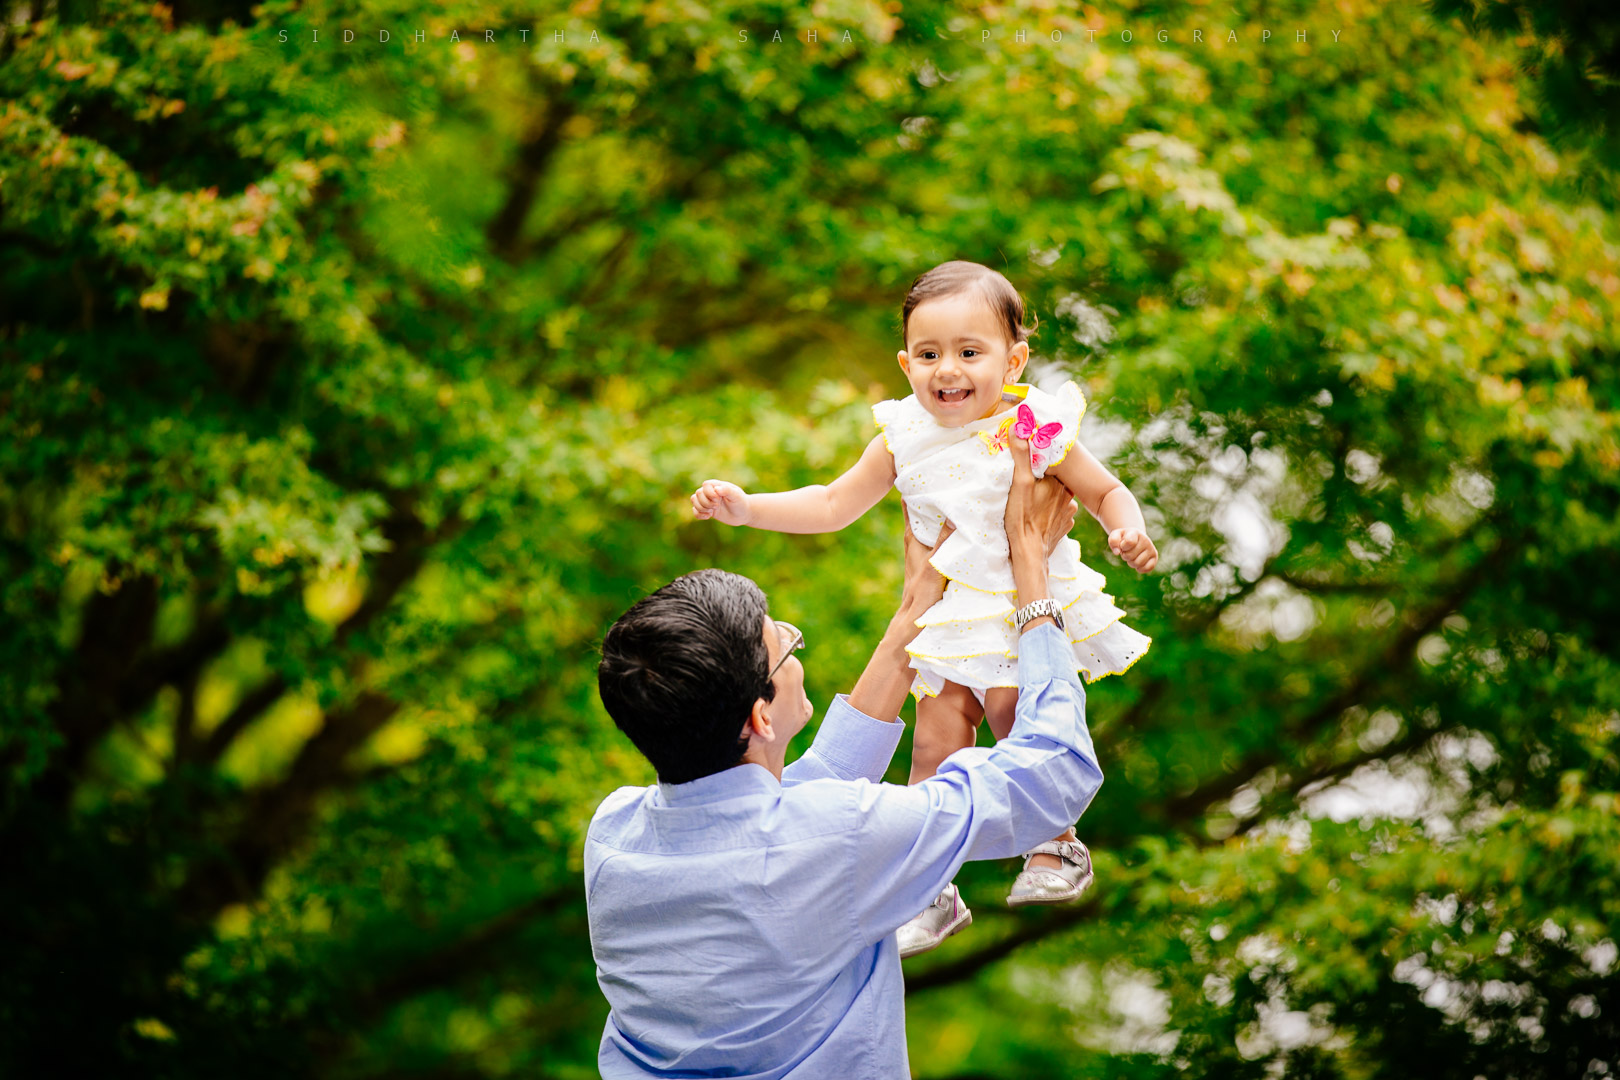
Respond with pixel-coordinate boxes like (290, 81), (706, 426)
(1022, 840), (1088, 867)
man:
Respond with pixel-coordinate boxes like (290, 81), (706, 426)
(587, 435), (1105, 1078)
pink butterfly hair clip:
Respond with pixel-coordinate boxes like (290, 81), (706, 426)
(1013, 403), (1063, 468)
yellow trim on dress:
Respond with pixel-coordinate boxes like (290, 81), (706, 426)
(1077, 636), (1154, 683)
(872, 406), (896, 455)
(918, 566), (1096, 604)
(909, 638), (1152, 699)
(908, 596), (1138, 661)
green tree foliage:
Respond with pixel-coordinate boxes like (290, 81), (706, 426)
(1428, 0), (1620, 188)
(2, 0), (1617, 1076)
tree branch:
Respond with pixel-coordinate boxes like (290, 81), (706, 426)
(351, 887), (579, 1025)
(178, 504), (464, 912)
(486, 95), (578, 262)
(182, 691), (401, 915)
(518, 202), (621, 263)
(197, 502), (452, 764)
(1228, 721), (1452, 839)
(169, 666), (202, 773)
(1160, 537), (1509, 828)
(112, 610), (233, 721)
(38, 573), (161, 804)
(904, 896), (1101, 996)
(197, 675), (288, 764)
(1273, 569), (1393, 595)
(1093, 561), (1272, 742)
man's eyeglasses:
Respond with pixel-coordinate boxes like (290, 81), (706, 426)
(767, 621), (805, 681)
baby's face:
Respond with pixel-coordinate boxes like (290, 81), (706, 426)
(898, 292), (1027, 427)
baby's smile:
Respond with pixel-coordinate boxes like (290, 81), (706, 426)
(901, 290), (1026, 427)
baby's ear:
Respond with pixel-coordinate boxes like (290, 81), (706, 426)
(1006, 341), (1030, 380)
(896, 349), (911, 374)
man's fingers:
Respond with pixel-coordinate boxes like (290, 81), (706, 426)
(1008, 433), (1034, 482)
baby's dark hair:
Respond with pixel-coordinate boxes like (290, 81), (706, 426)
(901, 261), (1039, 350)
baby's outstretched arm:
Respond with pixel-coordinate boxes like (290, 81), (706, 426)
(691, 434), (896, 534)
(1048, 442), (1159, 573)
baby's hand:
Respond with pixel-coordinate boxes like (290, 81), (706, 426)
(691, 479), (753, 526)
(1108, 528), (1158, 573)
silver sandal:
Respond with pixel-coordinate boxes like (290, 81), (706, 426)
(1007, 839), (1095, 907)
(896, 882), (972, 959)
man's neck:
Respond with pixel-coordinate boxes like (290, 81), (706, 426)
(738, 746), (785, 782)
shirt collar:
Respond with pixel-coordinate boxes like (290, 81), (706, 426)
(655, 762), (780, 806)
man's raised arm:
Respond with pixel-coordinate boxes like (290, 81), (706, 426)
(780, 512), (947, 785)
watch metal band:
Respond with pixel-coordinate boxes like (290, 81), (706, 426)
(1014, 597), (1064, 631)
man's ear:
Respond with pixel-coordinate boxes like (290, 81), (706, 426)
(741, 698), (776, 746)
(896, 349), (910, 376)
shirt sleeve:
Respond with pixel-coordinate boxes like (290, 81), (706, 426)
(844, 623), (1104, 945)
(783, 693), (907, 785)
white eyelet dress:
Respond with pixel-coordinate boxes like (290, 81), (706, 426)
(872, 381), (1152, 700)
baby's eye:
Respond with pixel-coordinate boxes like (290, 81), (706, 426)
(961, 349), (978, 358)
(921, 351), (938, 360)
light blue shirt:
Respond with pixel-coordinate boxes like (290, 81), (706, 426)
(584, 622), (1103, 1078)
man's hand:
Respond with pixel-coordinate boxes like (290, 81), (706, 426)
(849, 513), (954, 722)
(1006, 433), (1080, 627)
(899, 512), (953, 622)
(1107, 528), (1158, 573)
(1041, 489), (1079, 557)
(1006, 436), (1079, 564)
(691, 479), (752, 526)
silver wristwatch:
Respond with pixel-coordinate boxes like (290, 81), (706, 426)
(1014, 597), (1065, 632)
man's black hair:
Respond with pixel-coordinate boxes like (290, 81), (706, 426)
(598, 568), (777, 785)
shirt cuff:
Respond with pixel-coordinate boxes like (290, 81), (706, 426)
(805, 693), (907, 783)
(1018, 621), (1084, 692)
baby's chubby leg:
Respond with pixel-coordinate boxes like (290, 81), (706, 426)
(983, 687), (1019, 741)
(907, 681), (981, 784)
(984, 687), (1079, 873)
